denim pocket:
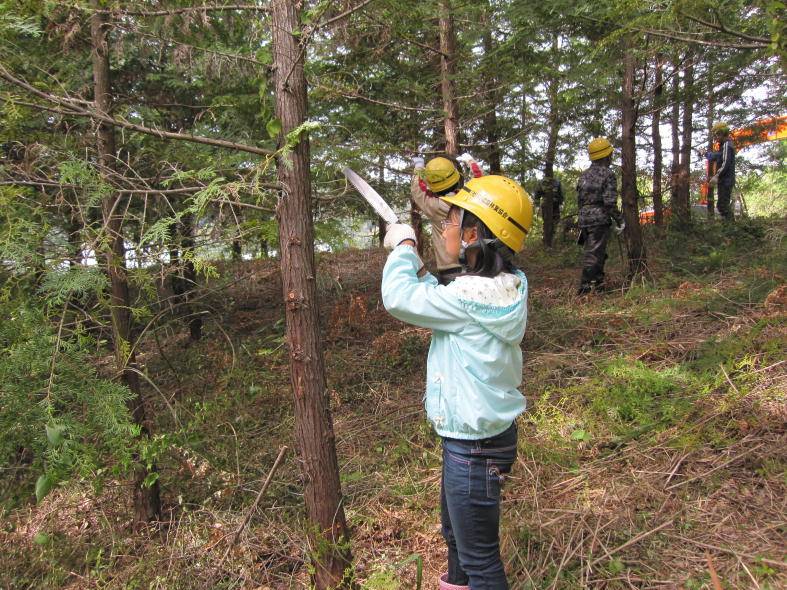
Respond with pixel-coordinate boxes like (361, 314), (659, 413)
(484, 459), (513, 500)
(444, 448), (471, 495)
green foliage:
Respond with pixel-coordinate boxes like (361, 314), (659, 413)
(38, 267), (108, 307)
(0, 302), (139, 508)
(740, 166), (787, 217)
(266, 117), (282, 139)
(0, 3), (41, 37)
(58, 160), (111, 208)
(364, 568), (401, 590)
(362, 554), (423, 590)
(591, 360), (690, 432)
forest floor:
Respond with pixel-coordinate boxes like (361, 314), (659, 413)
(2, 218), (786, 589)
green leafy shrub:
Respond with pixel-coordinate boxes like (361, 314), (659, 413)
(0, 302), (139, 508)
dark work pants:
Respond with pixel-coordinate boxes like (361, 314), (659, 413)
(441, 423), (517, 590)
(717, 183), (734, 220)
(540, 201), (561, 226)
(579, 224), (610, 289)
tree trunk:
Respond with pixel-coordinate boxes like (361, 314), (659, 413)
(90, 2), (161, 527)
(542, 35), (560, 248)
(438, 0), (459, 155)
(677, 56), (694, 223)
(231, 237), (242, 260)
(481, 5), (501, 173)
(410, 204), (425, 256)
(270, 2), (352, 587)
(169, 214), (201, 342)
(706, 69), (715, 219)
(181, 213), (202, 341)
(652, 53), (664, 226)
(620, 37), (646, 277)
(669, 59), (681, 218)
(67, 215), (84, 267)
(378, 154), (386, 246)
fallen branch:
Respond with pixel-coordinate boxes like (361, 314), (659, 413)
(670, 535), (787, 569)
(221, 445), (288, 562)
(706, 552), (723, 590)
(665, 443), (763, 491)
(589, 519), (674, 568)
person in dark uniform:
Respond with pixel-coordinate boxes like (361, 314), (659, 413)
(576, 137), (623, 294)
(706, 122), (736, 221)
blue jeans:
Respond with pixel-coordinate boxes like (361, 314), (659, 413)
(441, 423), (517, 590)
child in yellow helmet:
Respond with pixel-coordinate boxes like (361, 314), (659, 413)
(381, 175), (533, 590)
(410, 154), (484, 284)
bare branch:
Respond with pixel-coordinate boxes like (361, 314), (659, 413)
(315, 0), (376, 30)
(0, 64), (275, 157)
(680, 11), (769, 45)
(112, 23), (270, 68)
(634, 28), (766, 49)
(95, 4), (270, 17)
(0, 179), (203, 195)
(366, 14), (448, 57)
(312, 82), (439, 113)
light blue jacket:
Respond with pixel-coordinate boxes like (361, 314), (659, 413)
(381, 246), (528, 440)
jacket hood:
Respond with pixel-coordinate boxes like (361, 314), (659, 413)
(445, 271), (528, 344)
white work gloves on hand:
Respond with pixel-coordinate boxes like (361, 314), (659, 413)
(412, 156), (425, 170)
(457, 153), (475, 166)
(611, 218), (626, 235)
(383, 223), (417, 250)
(709, 174), (719, 187)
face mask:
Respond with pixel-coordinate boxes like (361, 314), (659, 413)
(459, 238), (475, 267)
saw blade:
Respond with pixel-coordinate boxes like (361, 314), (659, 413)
(342, 167), (399, 225)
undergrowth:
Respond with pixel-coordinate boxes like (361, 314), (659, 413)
(2, 220), (785, 589)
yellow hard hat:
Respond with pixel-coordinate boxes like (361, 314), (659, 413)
(424, 157), (461, 193)
(588, 137), (613, 160)
(441, 175), (533, 252)
(712, 121), (730, 135)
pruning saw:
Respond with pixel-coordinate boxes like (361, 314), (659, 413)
(342, 167), (399, 225)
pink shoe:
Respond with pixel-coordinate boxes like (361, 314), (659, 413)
(439, 573), (470, 590)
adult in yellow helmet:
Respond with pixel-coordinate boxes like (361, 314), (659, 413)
(411, 153), (484, 284)
(705, 122), (736, 220)
(380, 175), (533, 590)
(576, 137), (623, 294)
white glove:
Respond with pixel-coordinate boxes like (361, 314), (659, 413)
(457, 152), (475, 165)
(383, 223), (417, 250)
(412, 156), (425, 170)
(709, 174), (719, 187)
(611, 217), (625, 235)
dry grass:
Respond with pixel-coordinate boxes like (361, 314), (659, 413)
(2, 228), (786, 589)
